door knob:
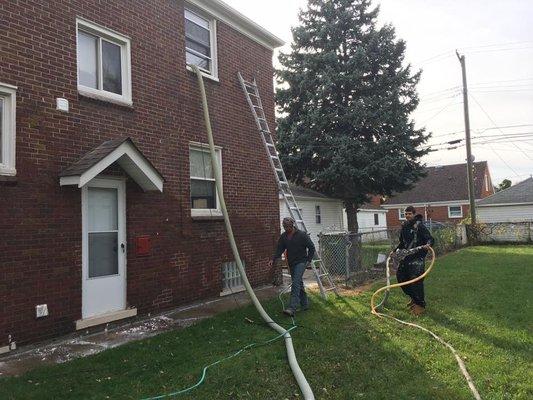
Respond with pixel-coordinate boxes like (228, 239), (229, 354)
(121, 243), (125, 253)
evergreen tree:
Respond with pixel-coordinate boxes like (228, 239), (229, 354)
(496, 179), (511, 192)
(277, 0), (429, 232)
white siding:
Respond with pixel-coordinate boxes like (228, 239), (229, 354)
(342, 209), (388, 233)
(280, 198), (344, 247)
(477, 205), (533, 223)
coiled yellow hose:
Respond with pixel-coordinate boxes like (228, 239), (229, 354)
(370, 247), (482, 400)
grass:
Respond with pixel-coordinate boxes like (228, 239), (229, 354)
(1, 245), (532, 399)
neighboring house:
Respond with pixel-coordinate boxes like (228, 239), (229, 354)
(382, 162), (495, 227)
(0, 0), (284, 349)
(279, 184), (345, 248)
(342, 197), (388, 234)
(477, 177), (533, 222)
(279, 185), (388, 247)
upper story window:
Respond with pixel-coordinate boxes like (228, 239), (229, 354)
(185, 8), (218, 79)
(374, 213), (379, 225)
(315, 205), (321, 224)
(76, 19), (132, 105)
(190, 143), (222, 217)
(0, 83), (17, 176)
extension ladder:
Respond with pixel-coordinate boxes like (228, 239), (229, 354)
(238, 72), (338, 299)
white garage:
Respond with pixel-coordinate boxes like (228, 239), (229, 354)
(477, 177), (533, 223)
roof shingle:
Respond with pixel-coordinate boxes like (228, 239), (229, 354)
(384, 162), (488, 205)
(477, 177), (533, 206)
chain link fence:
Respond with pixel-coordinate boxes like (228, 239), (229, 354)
(467, 221), (533, 243)
(319, 223), (464, 285)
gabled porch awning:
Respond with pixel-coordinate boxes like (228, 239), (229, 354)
(59, 137), (164, 192)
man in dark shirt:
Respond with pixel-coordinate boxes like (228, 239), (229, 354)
(269, 217), (315, 317)
(392, 206), (434, 316)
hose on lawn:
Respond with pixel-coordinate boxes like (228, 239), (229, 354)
(197, 66), (315, 398)
(141, 66), (314, 400)
(371, 247), (482, 400)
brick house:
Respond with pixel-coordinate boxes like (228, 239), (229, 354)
(382, 162), (495, 227)
(0, 0), (284, 350)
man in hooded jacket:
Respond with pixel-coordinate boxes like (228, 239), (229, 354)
(393, 206), (434, 316)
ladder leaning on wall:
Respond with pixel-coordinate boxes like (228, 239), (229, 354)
(238, 72), (338, 299)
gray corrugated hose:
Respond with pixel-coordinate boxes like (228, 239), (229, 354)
(193, 66), (315, 400)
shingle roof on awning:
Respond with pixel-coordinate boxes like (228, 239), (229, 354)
(60, 137), (164, 192)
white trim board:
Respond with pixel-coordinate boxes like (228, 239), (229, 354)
(186, 0), (284, 50)
(382, 200), (470, 208)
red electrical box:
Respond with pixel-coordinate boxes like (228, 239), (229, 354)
(135, 236), (151, 256)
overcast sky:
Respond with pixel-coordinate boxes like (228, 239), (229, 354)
(225, 0), (533, 185)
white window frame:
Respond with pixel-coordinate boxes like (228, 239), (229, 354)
(184, 7), (219, 81)
(189, 142), (222, 218)
(448, 205), (463, 219)
(374, 213), (379, 226)
(398, 209), (406, 220)
(0, 83), (17, 176)
(76, 18), (132, 106)
(315, 205), (321, 224)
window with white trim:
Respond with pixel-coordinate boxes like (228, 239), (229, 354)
(221, 260), (245, 295)
(448, 206), (463, 218)
(374, 213), (379, 225)
(398, 209), (406, 220)
(190, 144), (222, 216)
(76, 19), (132, 105)
(315, 205), (321, 224)
(185, 8), (217, 78)
(0, 83), (16, 176)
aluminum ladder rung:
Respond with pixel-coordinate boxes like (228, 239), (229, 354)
(238, 71), (338, 299)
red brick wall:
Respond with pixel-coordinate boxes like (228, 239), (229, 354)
(0, 1), (280, 346)
(386, 204), (469, 227)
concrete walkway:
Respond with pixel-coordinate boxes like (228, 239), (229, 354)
(0, 271), (320, 377)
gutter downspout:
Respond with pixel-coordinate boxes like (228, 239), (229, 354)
(193, 66), (315, 400)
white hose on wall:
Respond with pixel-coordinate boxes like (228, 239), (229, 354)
(193, 66), (315, 400)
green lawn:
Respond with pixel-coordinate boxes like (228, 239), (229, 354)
(2, 246), (532, 399)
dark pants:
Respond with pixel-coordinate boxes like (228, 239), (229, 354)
(288, 262), (309, 312)
(397, 258), (426, 307)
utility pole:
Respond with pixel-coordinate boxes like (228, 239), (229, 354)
(456, 51), (477, 224)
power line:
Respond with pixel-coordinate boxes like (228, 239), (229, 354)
(469, 94), (533, 161)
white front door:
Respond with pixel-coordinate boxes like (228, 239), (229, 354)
(82, 178), (126, 319)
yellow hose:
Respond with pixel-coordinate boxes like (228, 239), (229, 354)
(370, 247), (482, 400)
(371, 247), (436, 314)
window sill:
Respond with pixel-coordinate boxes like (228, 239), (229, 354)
(0, 173), (17, 185)
(78, 86), (133, 108)
(187, 65), (219, 83)
(191, 213), (224, 221)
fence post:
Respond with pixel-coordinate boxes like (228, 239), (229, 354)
(345, 234), (350, 280)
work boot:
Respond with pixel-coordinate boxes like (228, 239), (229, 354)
(411, 304), (425, 316)
(283, 308), (295, 317)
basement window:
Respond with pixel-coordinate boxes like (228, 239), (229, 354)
(76, 19), (132, 105)
(0, 83), (16, 176)
(448, 206), (463, 218)
(185, 8), (218, 79)
(221, 261), (245, 296)
(190, 143), (222, 217)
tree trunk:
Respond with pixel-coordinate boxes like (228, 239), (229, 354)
(345, 201), (363, 283)
(345, 201), (360, 233)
